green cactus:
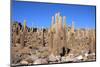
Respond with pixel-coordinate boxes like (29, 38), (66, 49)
(30, 27), (33, 32)
(51, 25), (56, 33)
(15, 23), (18, 28)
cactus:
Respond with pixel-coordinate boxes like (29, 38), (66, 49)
(58, 16), (63, 33)
(51, 16), (54, 26)
(11, 12), (96, 64)
(51, 25), (56, 33)
(63, 16), (67, 50)
(48, 17), (54, 54)
(71, 21), (75, 33)
(12, 24), (17, 47)
(30, 27), (33, 32)
(19, 20), (27, 48)
(63, 16), (67, 31)
(42, 26), (44, 46)
(15, 23), (18, 28)
(51, 16), (56, 33)
(23, 20), (26, 31)
(48, 29), (53, 54)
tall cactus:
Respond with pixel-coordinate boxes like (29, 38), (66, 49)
(51, 16), (56, 33)
(48, 28), (53, 54)
(58, 16), (63, 33)
(63, 16), (67, 49)
(15, 23), (18, 28)
(71, 21), (75, 33)
(12, 24), (17, 47)
(20, 20), (27, 48)
(42, 26), (44, 46)
(30, 27), (33, 32)
(24, 20), (26, 31)
(55, 13), (59, 34)
(63, 16), (67, 31)
(15, 23), (18, 35)
(51, 16), (54, 26)
(48, 16), (55, 54)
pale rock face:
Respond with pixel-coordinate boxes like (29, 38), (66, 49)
(76, 55), (83, 60)
(91, 53), (95, 56)
(62, 55), (83, 62)
(33, 58), (48, 64)
(20, 60), (28, 64)
(85, 53), (89, 57)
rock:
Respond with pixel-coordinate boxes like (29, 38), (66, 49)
(31, 55), (39, 60)
(76, 55), (83, 60)
(91, 52), (95, 56)
(64, 56), (74, 62)
(24, 55), (37, 63)
(38, 47), (47, 52)
(61, 54), (75, 62)
(55, 55), (61, 61)
(41, 58), (48, 64)
(20, 60), (28, 64)
(11, 51), (22, 64)
(33, 58), (48, 64)
(87, 53), (96, 61)
(48, 54), (57, 62)
(33, 59), (42, 64)
(84, 53), (89, 57)
(61, 57), (66, 62)
(73, 55), (83, 62)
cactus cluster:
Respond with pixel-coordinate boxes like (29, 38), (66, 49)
(11, 12), (96, 65)
(48, 12), (74, 56)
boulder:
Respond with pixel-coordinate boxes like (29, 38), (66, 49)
(33, 59), (42, 64)
(20, 60), (28, 64)
(48, 54), (57, 62)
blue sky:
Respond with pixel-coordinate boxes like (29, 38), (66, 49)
(12, 1), (96, 29)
